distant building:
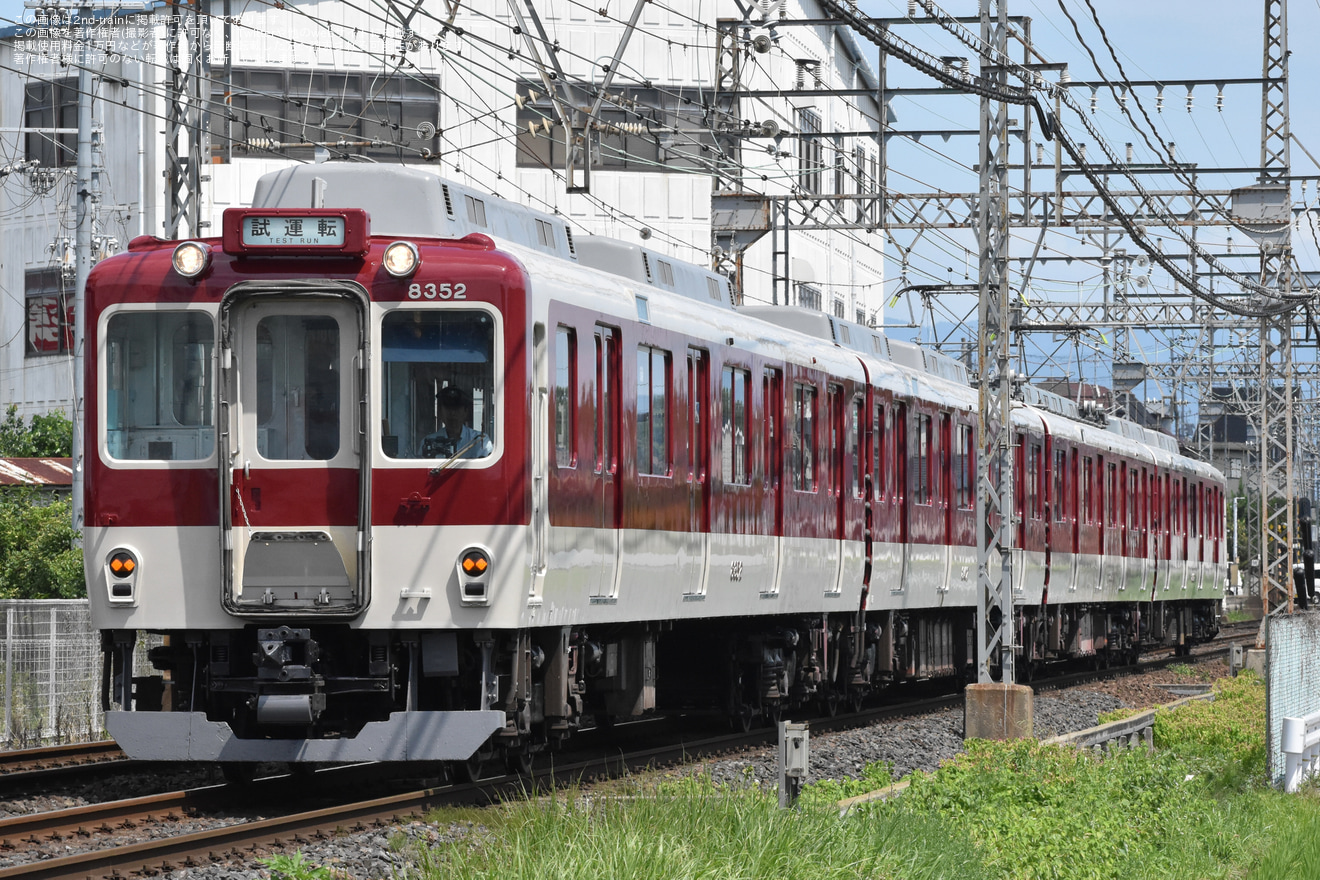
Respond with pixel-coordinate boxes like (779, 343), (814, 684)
(0, 1), (885, 417)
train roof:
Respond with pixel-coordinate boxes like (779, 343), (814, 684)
(251, 163), (580, 263)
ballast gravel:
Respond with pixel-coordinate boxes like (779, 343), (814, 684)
(0, 658), (1232, 880)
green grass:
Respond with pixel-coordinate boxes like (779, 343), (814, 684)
(280, 671), (1320, 880)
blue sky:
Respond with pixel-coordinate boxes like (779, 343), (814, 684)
(1, 0), (1315, 397)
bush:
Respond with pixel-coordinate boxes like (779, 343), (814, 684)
(1154, 672), (1267, 784)
(0, 489), (84, 599)
(874, 738), (1250, 880)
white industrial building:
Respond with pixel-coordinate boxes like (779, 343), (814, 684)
(0, 0), (884, 417)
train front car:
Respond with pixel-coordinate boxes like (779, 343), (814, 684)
(84, 166), (536, 772)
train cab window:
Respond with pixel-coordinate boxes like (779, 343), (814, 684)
(791, 382), (817, 491)
(554, 326), (576, 468)
(104, 311), (215, 461)
(721, 366), (751, 486)
(636, 345), (671, 476)
(380, 310), (496, 460)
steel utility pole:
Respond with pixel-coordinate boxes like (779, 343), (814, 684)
(23, 0), (111, 538)
(974, 0), (1016, 688)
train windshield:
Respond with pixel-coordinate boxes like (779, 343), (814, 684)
(104, 311), (215, 461)
(380, 309), (496, 460)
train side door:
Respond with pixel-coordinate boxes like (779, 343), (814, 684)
(220, 293), (367, 615)
(687, 348), (711, 594)
(593, 326), (622, 600)
(894, 402), (908, 593)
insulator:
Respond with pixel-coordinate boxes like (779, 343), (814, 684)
(1060, 68), (1071, 84)
(1156, 90), (1164, 113)
(1090, 90), (1097, 114)
(908, 0), (917, 14)
(1216, 90), (1224, 112)
(1117, 90), (1126, 110)
(1186, 91), (1194, 112)
(1125, 142), (1133, 163)
(1035, 143), (1044, 164)
(245, 137), (276, 150)
(1168, 141), (1176, 161)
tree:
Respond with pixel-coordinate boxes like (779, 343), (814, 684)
(0, 405), (82, 598)
(0, 405), (73, 457)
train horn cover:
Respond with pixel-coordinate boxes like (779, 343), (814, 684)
(383, 241), (420, 277)
(172, 241), (212, 278)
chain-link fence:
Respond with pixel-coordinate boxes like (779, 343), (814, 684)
(1266, 610), (1320, 787)
(1, 600), (103, 748)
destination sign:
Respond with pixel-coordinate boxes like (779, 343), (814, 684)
(241, 215), (346, 247)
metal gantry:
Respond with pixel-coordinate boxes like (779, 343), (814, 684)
(707, 0), (1315, 621)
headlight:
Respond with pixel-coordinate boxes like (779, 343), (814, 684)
(383, 241), (420, 277)
(172, 241), (212, 278)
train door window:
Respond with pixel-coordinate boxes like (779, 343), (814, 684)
(721, 365), (750, 486)
(914, 414), (932, 505)
(554, 326), (576, 468)
(595, 326), (619, 474)
(851, 396), (865, 498)
(872, 403), (888, 501)
(955, 422), (974, 510)
(1053, 448), (1068, 521)
(254, 316), (341, 460)
(380, 310), (496, 460)
(828, 385), (844, 496)
(1190, 482), (1199, 538)
(636, 345), (671, 476)
(1027, 442), (1042, 521)
(104, 311), (215, 461)
(937, 414), (951, 510)
(688, 349), (709, 483)
(764, 368), (783, 490)
(790, 382), (817, 492)
(1081, 456), (1093, 524)
(1107, 462), (1119, 529)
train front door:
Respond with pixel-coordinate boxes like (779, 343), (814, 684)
(219, 289), (368, 615)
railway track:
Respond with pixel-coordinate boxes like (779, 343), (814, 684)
(0, 627), (1248, 879)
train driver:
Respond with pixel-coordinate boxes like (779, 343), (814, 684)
(422, 385), (492, 459)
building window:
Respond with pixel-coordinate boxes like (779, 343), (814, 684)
(721, 365), (750, 486)
(833, 297), (846, 319)
(636, 345), (670, 475)
(796, 283), (821, 310)
(24, 79), (76, 167)
(213, 68), (441, 160)
(554, 326), (576, 468)
(25, 269), (73, 357)
(515, 82), (717, 172)
(797, 108), (823, 195)
(791, 382), (817, 492)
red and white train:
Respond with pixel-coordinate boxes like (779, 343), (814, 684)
(84, 164), (1225, 773)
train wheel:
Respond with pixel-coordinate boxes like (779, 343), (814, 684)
(505, 748), (534, 777)
(733, 704), (757, 733)
(849, 690), (866, 714)
(458, 745), (496, 782)
(220, 762), (258, 786)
